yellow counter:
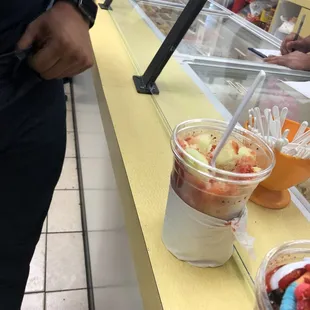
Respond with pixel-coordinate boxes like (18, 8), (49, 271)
(90, 3), (310, 310)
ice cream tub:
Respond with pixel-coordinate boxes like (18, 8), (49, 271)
(162, 119), (275, 267)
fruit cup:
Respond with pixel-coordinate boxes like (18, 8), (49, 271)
(162, 119), (275, 267)
(250, 119), (310, 209)
(255, 240), (310, 310)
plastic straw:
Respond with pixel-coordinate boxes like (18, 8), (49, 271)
(211, 71), (266, 167)
(280, 107), (288, 129)
(293, 121), (308, 142)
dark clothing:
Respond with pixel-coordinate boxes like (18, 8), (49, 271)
(0, 2), (66, 309)
(0, 0), (50, 53)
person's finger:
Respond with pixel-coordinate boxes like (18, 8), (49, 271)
(58, 65), (90, 79)
(56, 62), (80, 79)
(57, 54), (93, 79)
(264, 56), (277, 62)
(29, 42), (60, 74)
(40, 59), (69, 80)
(287, 40), (304, 52)
(17, 19), (41, 50)
(281, 38), (290, 55)
(281, 44), (290, 55)
(264, 56), (287, 66)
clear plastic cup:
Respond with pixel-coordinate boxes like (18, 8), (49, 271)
(170, 119), (275, 220)
(255, 240), (310, 310)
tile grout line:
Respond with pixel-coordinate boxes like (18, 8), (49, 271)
(45, 227), (126, 234)
(25, 287), (88, 295)
(43, 215), (48, 310)
(70, 80), (96, 310)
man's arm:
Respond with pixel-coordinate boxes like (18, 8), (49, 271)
(17, 1), (95, 80)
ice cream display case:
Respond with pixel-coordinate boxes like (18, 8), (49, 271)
(93, 0), (310, 309)
(131, 0), (281, 62)
(185, 61), (310, 124)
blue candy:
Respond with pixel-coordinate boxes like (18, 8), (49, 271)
(280, 282), (298, 310)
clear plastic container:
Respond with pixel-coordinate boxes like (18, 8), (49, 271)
(170, 119), (275, 220)
(255, 240), (310, 310)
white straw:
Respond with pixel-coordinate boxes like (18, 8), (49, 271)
(293, 121), (308, 142)
(254, 107), (264, 137)
(211, 71), (266, 167)
(266, 109), (271, 145)
(294, 130), (310, 144)
(280, 107), (288, 129)
(272, 106), (280, 122)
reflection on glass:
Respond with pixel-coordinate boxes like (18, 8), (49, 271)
(135, 0), (278, 61)
(189, 63), (310, 124)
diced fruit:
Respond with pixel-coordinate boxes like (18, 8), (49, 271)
(206, 181), (237, 196)
(215, 141), (240, 170)
(234, 163), (254, 174)
(184, 148), (208, 167)
(306, 265), (310, 272)
(178, 132), (258, 174)
(238, 146), (256, 158)
(295, 283), (310, 301)
(278, 268), (307, 290)
(252, 167), (262, 173)
(297, 299), (310, 310)
(178, 138), (188, 149)
(196, 133), (214, 154)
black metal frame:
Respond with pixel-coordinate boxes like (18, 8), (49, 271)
(99, 0), (113, 10)
(133, 0), (207, 95)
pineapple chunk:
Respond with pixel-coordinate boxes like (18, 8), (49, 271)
(215, 142), (240, 171)
(238, 146), (255, 159)
(252, 166), (262, 173)
(196, 133), (213, 154)
(185, 147), (208, 168)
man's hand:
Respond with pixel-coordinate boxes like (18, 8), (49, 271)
(264, 51), (310, 71)
(280, 33), (308, 55)
(17, 1), (93, 80)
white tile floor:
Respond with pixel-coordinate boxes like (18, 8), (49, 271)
(72, 71), (144, 310)
(21, 84), (88, 309)
(22, 72), (144, 310)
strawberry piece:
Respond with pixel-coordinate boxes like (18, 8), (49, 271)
(279, 268), (307, 290)
(306, 265), (310, 272)
(234, 164), (254, 174)
(178, 138), (188, 150)
(297, 299), (310, 310)
(266, 266), (283, 293)
(295, 283), (310, 301)
(206, 181), (237, 196)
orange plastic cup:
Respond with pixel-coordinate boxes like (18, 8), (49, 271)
(248, 119), (310, 209)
